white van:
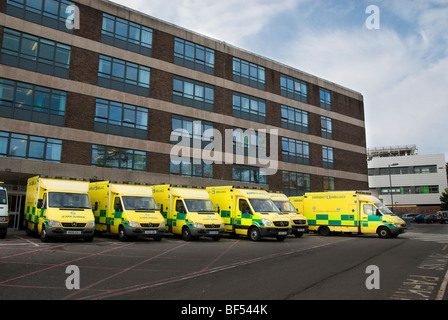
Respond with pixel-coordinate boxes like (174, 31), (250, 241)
(0, 185), (8, 239)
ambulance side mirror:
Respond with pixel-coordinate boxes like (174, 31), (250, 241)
(93, 202), (98, 211)
(37, 199), (43, 209)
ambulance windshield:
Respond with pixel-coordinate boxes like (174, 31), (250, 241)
(48, 192), (91, 209)
(122, 196), (158, 211)
(375, 203), (394, 215)
(184, 199), (216, 213)
(249, 199), (280, 213)
(0, 190), (6, 205)
(273, 201), (296, 213)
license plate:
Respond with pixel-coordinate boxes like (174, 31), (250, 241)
(278, 231), (287, 235)
(296, 228), (305, 232)
(67, 231), (81, 235)
(208, 231), (219, 235)
(145, 230), (157, 234)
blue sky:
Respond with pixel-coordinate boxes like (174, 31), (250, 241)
(113, 0), (448, 159)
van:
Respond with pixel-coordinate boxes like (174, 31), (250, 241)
(207, 186), (291, 241)
(152, 185), (225, 241)
(24, 176), (95, 242)
(269, 192), (308, 237)
(0, 184), (8, 239)
(290, 191), (406, 238)
(89, 181), (165, 241)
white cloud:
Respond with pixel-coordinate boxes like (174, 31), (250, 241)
(111, 0), (300, 45)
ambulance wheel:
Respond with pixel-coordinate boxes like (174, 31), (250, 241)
(248, 227), (261, 241)
(276, 236), (286, 241)
(212, 236), (221, 241)
(182, 226), (193, 241)
(118, 226), (129, 242)
(377, 227), (391, 238)
(40, 226), (50, 242)
(318, 226), (331, 236)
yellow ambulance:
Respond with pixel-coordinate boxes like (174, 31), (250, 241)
(290, 191), (406, 238)
(269, 192), (308, 237)
(89, 181), (165, 241)
(207, 186), (291, 241)
(24, 176), (95, 242)
(151, 185), (224, 241)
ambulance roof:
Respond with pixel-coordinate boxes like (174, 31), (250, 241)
(172, 187), (210, 199)
(40, 179), (89, 193)
(110, 183), (154, 197)
(269, 192), (289, 201)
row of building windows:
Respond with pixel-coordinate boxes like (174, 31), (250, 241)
(0, 128), (337, 192)
(378, 186), (440, 195)
(368, 165), (439, 176)
(3, 0), (335, 109)
(0, 27), (335, 133)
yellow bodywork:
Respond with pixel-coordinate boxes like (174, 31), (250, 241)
(89, 181), (165, 241)
(151, 185), (224, 241)
(207, 186), (292, 241)
(24, 176), (95, 242)
(269, 193), (308, 237)
(291, 191), (406, 238)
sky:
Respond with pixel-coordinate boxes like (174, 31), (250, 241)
(112, 0), (448, 159)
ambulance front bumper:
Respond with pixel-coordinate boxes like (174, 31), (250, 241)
(259, 227), (292, 237)
(125, 227), (165, 237)
(46, 226), (95, 238)
(190, 228), (225, 237)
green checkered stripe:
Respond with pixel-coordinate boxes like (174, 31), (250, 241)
(95, 209), (126, 226)
(25, 206), (44, 224)
(221, 210), (263, 227)
(308, 214), (358, 226)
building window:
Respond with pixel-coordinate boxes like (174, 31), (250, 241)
(322, 146), (334, 169)
(232, 57), (265, 90)
(281, 105), (308, 133)
(97, 55), (150, 96)
(94, 99), (148, 139)
(101, 13), (153, 56)
(415, 186), (439, 194)
(379, 167), (409, 175)
(280, 74), (307, 103)
(6, 0), (75, 33)
(0, 78), (66, 126)
(323, 177), (335, 191)
(171, 116), (214, 149)
(232, 127), (267, 158)
(91, 145), (146, 171)
(413, 165), (437, 174)
(281, 137), (310, 165)
(1, 28), (71, 78)
(232, 92), (266, 124)
(282, 171), (311, 196)
(174, 38), (214, 74)
(320, 88), (331, 110)
(0, 131), (62, 162)
(232, 165), (266, 184)
(173, 77), (214, 112)
(170, 160), (213, 179)
(321, 116), (333, 139)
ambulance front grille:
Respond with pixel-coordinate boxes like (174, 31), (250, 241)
(140, 223), (160, 228)
(273, 221), (289, 227)
(204, 224), (221, 229)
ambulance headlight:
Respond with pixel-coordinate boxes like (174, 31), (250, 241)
(262, 219), (273, 227)
(87, 221), (95, 227)
(48, 220), (61, 227)
(393, 223), (402, 228)
(193, 222), (204, 228)
(160, 221), (165, 228)
(129, 221), (140, 227)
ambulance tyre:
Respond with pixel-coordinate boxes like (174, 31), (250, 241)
(276, 236), (286, 241)
(248, 226), (261, 241)
(40, 225), (50, 242)
(118, 225), (129, 242)
(182, 226), (193, 241)
(318, 226), (331, 236)
(377, 227), (391, 239)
